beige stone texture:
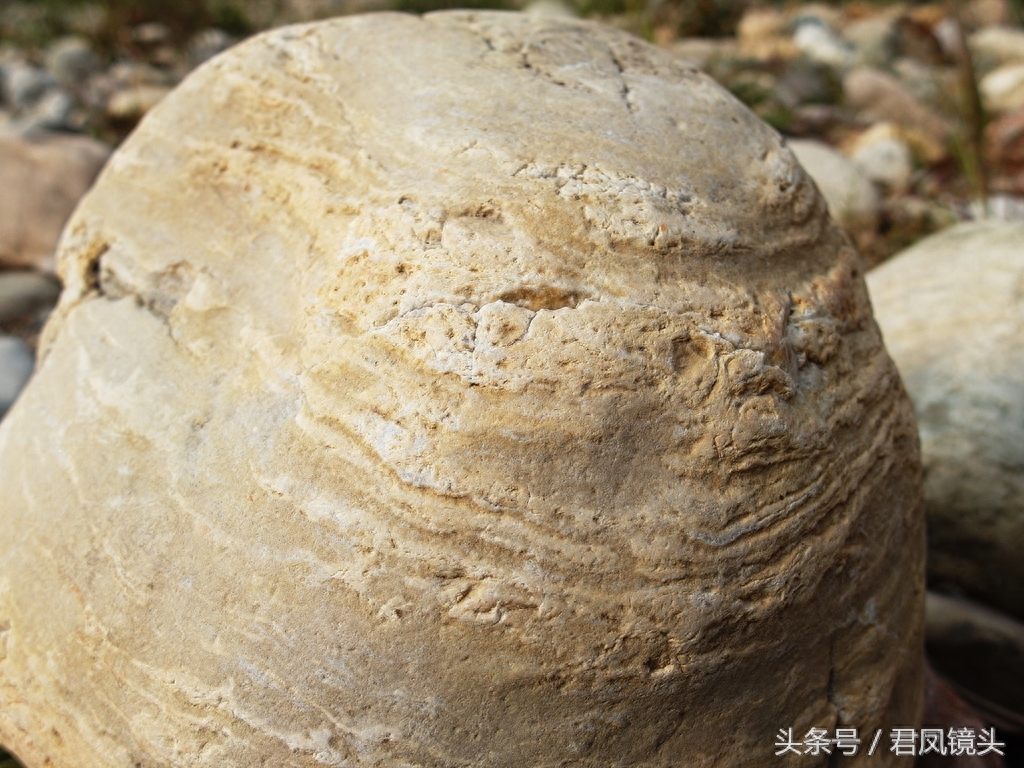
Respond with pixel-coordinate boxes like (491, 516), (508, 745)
(868, 221), (1024, 622)
(0, 12), (924, 767)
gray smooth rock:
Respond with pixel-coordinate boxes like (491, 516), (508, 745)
(926, 591), (1024, 731)
(20, 88), (76, 132)
(842, 16), (898, 67)
(0, 271), (61, 325)
(852, 134), (913, 192)
(793, 20), (856, 70)
(0, 335), (33, 418)
(0, 62), (58, 110)
(867, 221), (1024, 619)
(44, 37), (100, 86)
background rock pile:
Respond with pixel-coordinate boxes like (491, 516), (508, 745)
(1, 0), (1024, 766)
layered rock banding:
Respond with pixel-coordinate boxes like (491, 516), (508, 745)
(867, 221), (1024, 621)
(0, 12), (924, 767)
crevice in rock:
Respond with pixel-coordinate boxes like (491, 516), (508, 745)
(95, 257), (195, 322)
(68, 229), (111, 303)
(497, 285), (582, 312)
(608, 47), (638, 115)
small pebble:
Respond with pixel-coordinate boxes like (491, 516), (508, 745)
(969, 24), (1024, 73)
(788, 138), (880, 227)
(188, 29), (234, 67)
(850, 124), (914, 192)
(22, 88), (76, 132)
(793, 20), (857, 70)
(133, 22), (171, 45)
(1, 62), (58, 110)
(981, 61), (1024, 113)
(105, 84), (172, 121)
(842, 16), (898, 67)
(45, 37), (100, 86)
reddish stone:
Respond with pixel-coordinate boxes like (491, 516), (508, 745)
(916, 665), (1006, 768)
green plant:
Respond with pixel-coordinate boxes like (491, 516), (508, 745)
(938, 10), (989, 212)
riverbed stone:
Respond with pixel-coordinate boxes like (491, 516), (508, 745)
(867, 221), (1024, 621)
(0, 12), (925, 768)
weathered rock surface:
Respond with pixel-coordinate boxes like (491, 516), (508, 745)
(0, 132), (110, 271)
(0, 12), (925, 768)
(867, 221), (1024, 621)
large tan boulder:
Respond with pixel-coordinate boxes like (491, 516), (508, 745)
(868, 221), (1024, 621)
(0, 12), (924, 767)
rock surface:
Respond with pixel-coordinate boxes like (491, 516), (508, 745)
(0, 336), (32, 418)
(788, 137), (880, 227)
(0, 12), (925, 768)
(970, 25), (1024, 71)
(0, 132), (110, 271)
(843, 66), (951, 147)
(850, 123), (914, 192)
(926, 591), (1024, 731)
(981, 62), (1024, 114)
(867, 221), (1024, 621)
(0, 0), (1006, 267)
(0, 272), (60, 326)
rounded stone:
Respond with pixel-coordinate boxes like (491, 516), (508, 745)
(787, 138), (880, 228)
(867, 221), (1024, 621)
(0, 132), (111, 271)
(0, 271), (61, 326)
(0, 12), (924, 767)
